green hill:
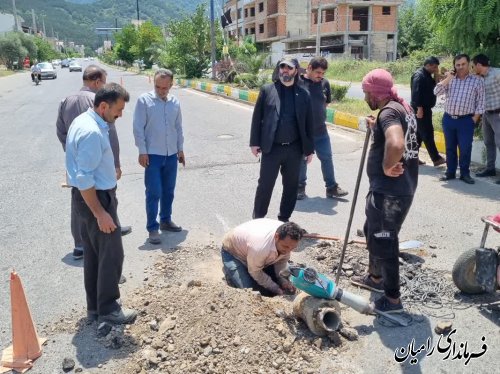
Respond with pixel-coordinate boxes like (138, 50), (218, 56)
(0, 0), (205, 49)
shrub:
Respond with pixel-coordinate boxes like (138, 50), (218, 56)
(330, 83), (350, 101)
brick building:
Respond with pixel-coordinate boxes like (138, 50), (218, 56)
(223, 0), (402, 63)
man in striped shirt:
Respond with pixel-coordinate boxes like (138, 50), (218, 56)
(473, 54), (500, 184)
(434, 54), (485, 184)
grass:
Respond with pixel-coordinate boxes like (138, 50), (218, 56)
(329, 97), (444, 132)
(0, 70), (16, 78)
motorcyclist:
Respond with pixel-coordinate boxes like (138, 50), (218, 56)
(30, 63), (41, 82)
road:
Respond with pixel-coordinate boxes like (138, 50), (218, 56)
(0, 63), (499, 373)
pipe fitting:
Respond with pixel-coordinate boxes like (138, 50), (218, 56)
(293, 292), (341, 336)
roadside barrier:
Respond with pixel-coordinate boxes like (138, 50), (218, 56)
(177, 78), (467, 158)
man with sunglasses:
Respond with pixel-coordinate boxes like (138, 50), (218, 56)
(250, 56), (314, 223)
(56, 65), (132, 261)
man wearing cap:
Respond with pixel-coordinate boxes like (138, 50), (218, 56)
(434, 53), (484, 184)
(472, 54), (500, 183)
(250, 56), (314, 222)
(350, 69), (418, 314)
(410, 56), (446, 167)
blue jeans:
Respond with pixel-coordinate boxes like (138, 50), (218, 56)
(145, 154), (178, 232)
(299, 133), (337, 188)
(442, 113), (475, 177)
(221, 249), (279, 296)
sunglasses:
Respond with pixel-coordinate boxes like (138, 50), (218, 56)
(279, 63), (294, 69)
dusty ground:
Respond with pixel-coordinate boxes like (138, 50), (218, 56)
(35, 237), (484, 374)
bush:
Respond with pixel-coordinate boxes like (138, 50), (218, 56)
(330, 83), (350, 101)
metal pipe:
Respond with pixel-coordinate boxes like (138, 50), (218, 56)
(335, 127), (372, 284)
(293, 293), (341, 336)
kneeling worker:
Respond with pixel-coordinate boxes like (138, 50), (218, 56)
(221, 219), (305, 296)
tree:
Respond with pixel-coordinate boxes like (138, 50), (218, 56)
(163, 4), (221, 78)
(114, 24), (138, 65)
(422, 0), (500, 63)
(397, 2), (432, 57)
(33, 36), (58, 62)
(134, 21), (164, 68)
(0, 33), (28, 69)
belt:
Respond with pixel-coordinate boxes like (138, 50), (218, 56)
(274, 140), (298, 146)
(445, 113), (474, 119)
(486, 108), (500, 114)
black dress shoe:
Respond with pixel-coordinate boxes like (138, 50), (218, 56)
(439, 174), (456, 181)
(160, 221), (182, 232)
(120, 226), (132, 236)
(460, 175), (475, 184)
(476, 169), (496, 177)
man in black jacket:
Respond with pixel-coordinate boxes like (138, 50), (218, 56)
(410, 57), (446, 166)
(250, 56), (314, 222)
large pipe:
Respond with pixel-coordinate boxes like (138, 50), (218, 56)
(293, 293), (341, 336)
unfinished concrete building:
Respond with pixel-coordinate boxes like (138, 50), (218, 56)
(222, 0), (402, 63)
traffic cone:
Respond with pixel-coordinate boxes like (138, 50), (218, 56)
(0, 271), (46, 373)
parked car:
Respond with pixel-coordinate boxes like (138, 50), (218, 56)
(61, 59), (70, 68)
(37, 62), (57, 79)
(51, 59), (60, 67)
(69, 61), (82, 72)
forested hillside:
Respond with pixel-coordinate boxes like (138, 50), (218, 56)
(0, 0), (204, 48)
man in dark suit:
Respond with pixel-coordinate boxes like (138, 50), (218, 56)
(250, 56), (314, 222)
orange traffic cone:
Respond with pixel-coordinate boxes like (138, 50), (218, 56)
(0, 271), (46, 373)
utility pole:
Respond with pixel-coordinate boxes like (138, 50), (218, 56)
(42, 17), (46, 38)
(235, 0), (239, 44)
(31, 9), (37, 35)
(315, 0), (322, 56)
(12, 0), (19, 32)
(210, 0), (216, 79)
(136, 0), (140, 22)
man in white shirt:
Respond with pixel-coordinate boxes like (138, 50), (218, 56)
(221, 219), (305, 296)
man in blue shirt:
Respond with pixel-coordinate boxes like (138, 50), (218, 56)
(133, 69), (185, 245)
(66, 83), (136, 325)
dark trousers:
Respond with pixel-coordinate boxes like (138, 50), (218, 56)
(253, 142), (303, 222)
(413, 106), (441, 162)
(73, 188), (123, 315)
(442, 113), (475, 177)
(364, 191), (413, 299)
(221, 249), (279, 297)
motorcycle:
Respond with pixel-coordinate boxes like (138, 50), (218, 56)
(32, 73), (41, 85)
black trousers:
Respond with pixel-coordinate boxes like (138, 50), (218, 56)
(414, 106), (441, 162)
(364, 191), (413, 299)
(253, 142), (303, 222)
(72, 188), (123, 315)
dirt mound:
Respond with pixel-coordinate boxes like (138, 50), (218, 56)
(118, 244), (363, 374)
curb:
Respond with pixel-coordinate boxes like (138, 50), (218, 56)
(175, 79), (499, 164)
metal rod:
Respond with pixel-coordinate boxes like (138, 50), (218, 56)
(335, 127), (371, 285)
(210, 0), (216, 80)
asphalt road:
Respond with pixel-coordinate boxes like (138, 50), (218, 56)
(0, 62), (499, 373)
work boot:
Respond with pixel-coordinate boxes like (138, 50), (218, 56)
(296, 186), (306, 200)
(433, 157), (446, 167)
(372, 295), (403, 314)
(350, 274), (384, 293)
(148, 231), (161, 244)
(160, 220), (182, 232)
(326, 185), (348, 198)
(476, 168), (496, 177)
(73, 247), (84, 260)
(98, 307), (137, 325)
(120, 225), (132, 236)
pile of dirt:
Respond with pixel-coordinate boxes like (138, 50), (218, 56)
(115, 244), (363, 374)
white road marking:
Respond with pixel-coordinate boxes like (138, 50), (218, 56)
(183, 88), (253, 111)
